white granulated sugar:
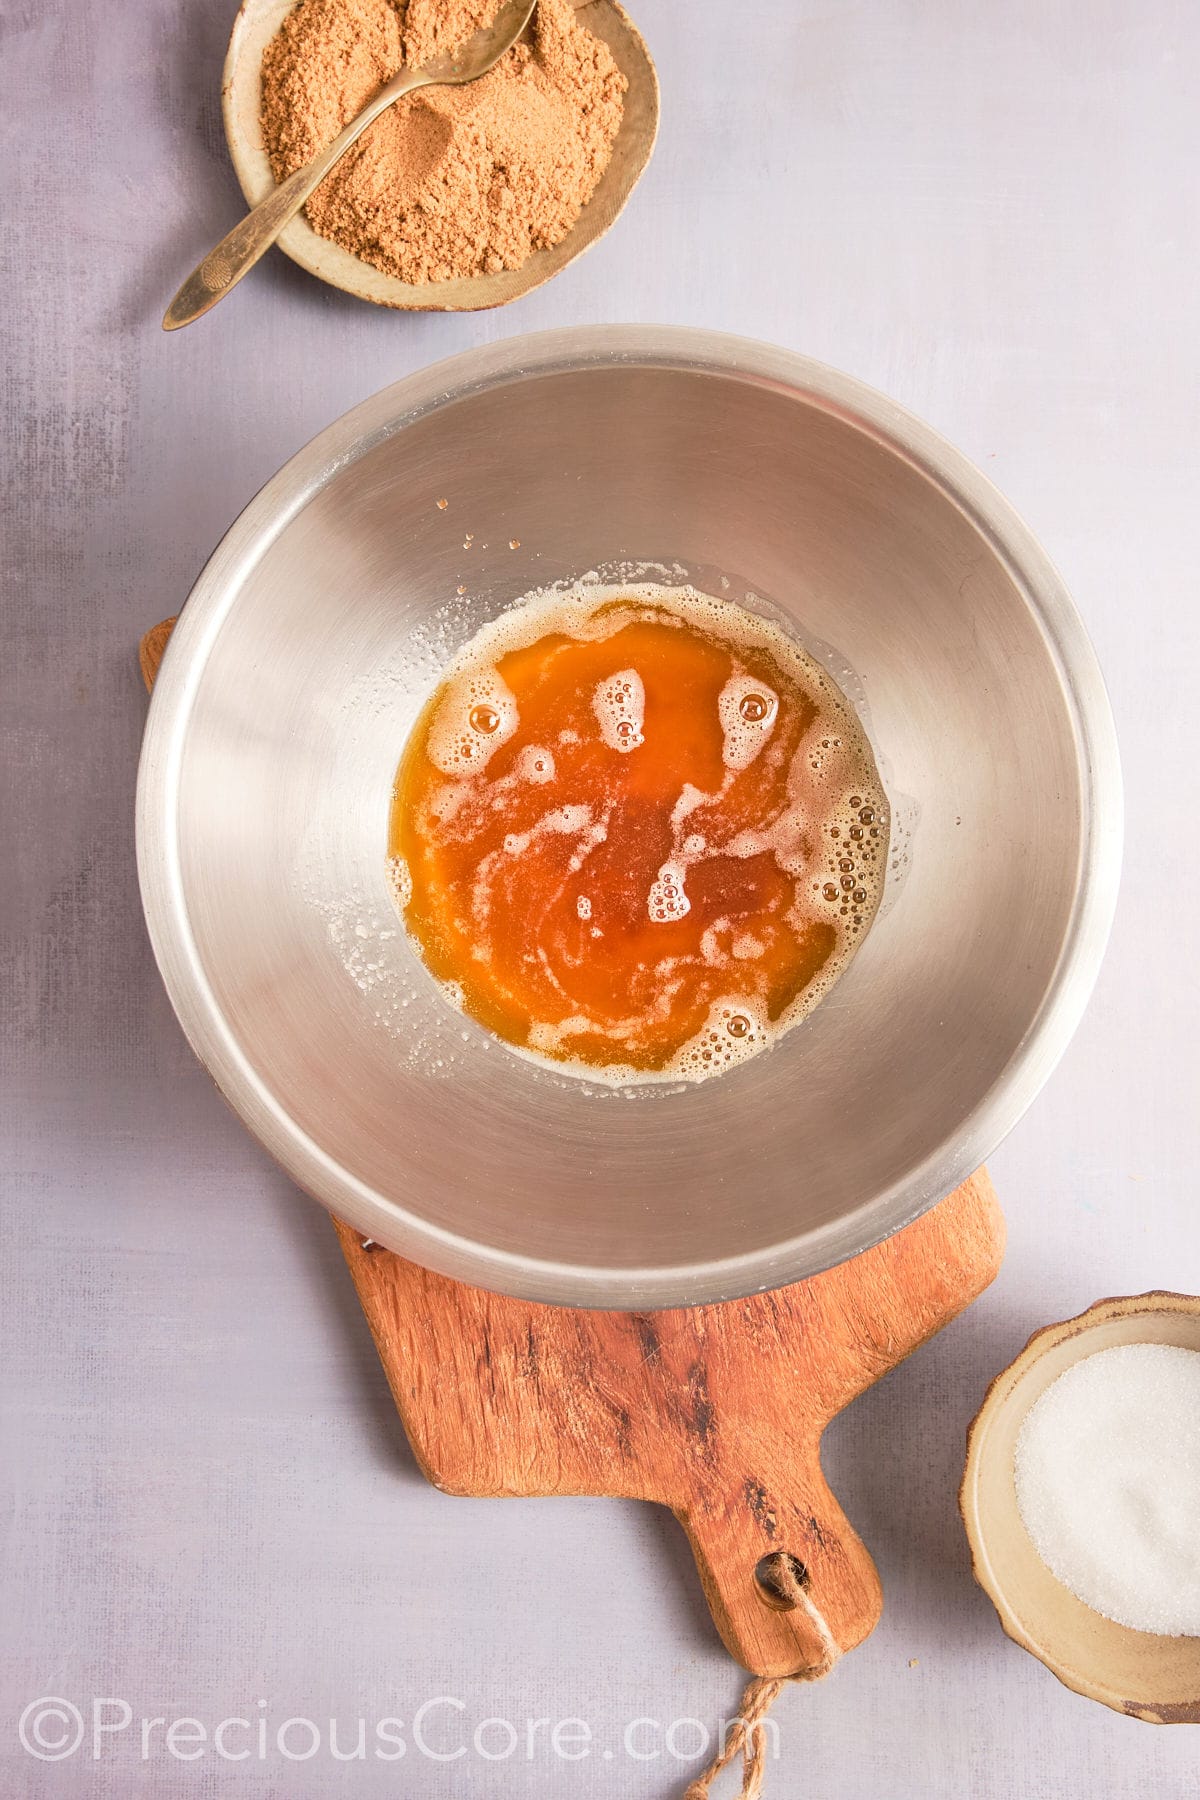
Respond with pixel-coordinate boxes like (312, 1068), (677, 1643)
(1014, 1342), (1200, 1635)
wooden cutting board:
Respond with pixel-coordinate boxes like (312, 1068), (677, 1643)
(141, 618), (1005, 1678)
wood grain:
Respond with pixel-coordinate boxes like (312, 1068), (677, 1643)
(140, 617), (1005, 1679)
(334, 1175), (1003, 1676)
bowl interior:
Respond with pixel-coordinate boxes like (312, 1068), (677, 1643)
(222, 0), (660, 311)
(140, 335), (1119, 1303)
(962, 1295), (1200, 1722)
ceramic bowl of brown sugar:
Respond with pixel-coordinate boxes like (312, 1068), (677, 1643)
(221, 0), (659, 312)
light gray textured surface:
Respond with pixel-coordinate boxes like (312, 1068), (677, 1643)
(3, 0), (1198, 1793)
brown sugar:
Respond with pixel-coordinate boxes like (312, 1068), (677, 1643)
(260, 0), (627, 285)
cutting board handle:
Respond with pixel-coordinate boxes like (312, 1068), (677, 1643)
(677, 1456), (878, 1673)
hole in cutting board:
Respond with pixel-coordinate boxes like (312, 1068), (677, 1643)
(754, 1551), (809, 1609)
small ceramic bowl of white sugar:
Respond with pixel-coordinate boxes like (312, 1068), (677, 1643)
(961, 1292), (1200, 1723)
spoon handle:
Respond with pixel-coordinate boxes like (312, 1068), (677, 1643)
(163, 65), (429, 331)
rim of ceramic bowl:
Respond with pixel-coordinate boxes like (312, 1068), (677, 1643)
(961, 1293), (1200, 1722)
(136, 326), (1123, 1305)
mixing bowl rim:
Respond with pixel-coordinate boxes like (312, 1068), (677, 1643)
(136, 324), (1123, 1307)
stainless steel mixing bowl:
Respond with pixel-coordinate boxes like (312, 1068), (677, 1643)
(137, 327), (1121, 1307)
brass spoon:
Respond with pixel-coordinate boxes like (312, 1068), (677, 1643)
(163, 0), (535, 331)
